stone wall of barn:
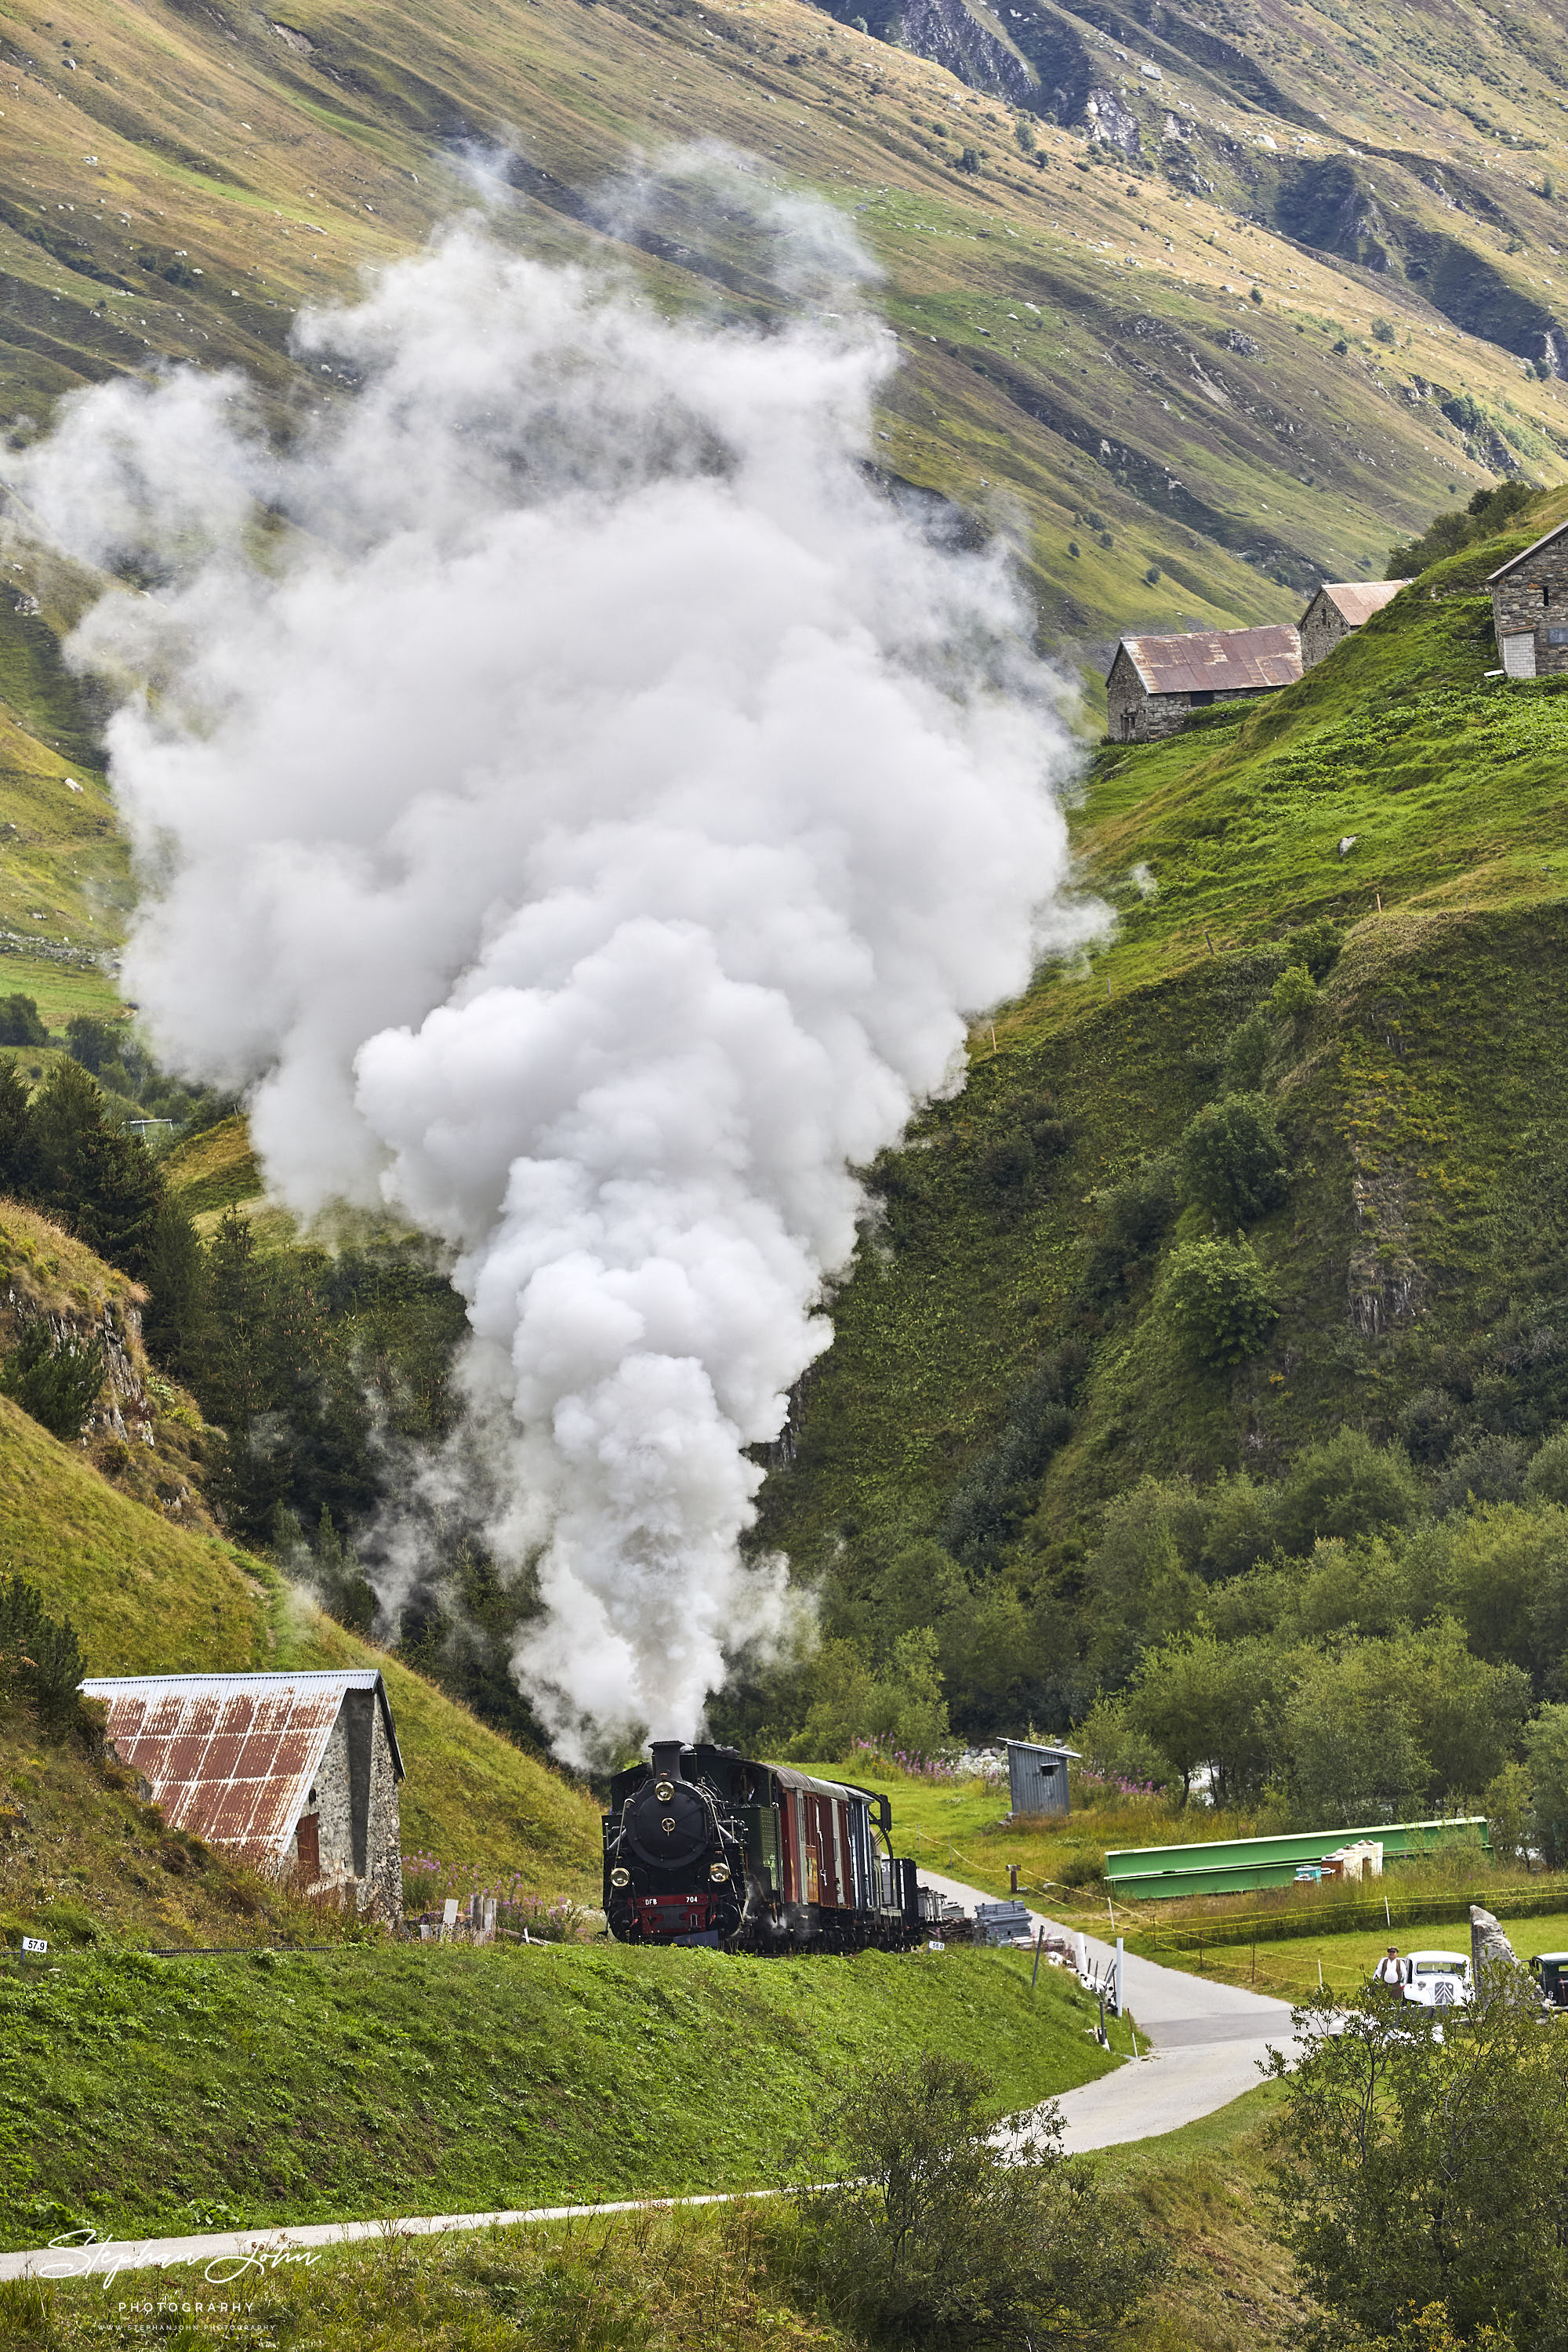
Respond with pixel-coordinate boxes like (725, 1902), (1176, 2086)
(1299, 593), (1350, 670)
(1109, 674), (1276, 743)
(290, 1692), (404, 1923)
(1491, 547), (1568, 678)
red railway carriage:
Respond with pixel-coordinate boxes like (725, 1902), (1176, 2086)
(603, 1740), (931, 1953)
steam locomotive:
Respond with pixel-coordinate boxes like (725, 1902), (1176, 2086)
(603, 1740), (938, 1952)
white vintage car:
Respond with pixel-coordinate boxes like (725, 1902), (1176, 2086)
(1402, 1951), (1473, 2009)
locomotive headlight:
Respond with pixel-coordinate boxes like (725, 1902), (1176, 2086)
(709, 1861), (731, 1883)
(654, 1780), (675, 1802)
(609, 1867), (631, 1889)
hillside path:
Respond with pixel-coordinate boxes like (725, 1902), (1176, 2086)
(916, 1869), (1298, 2153)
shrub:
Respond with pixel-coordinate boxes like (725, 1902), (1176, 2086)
(978, 1131), (1035, 1203)
(1372, 316), (1396, 344)
(1270, 1973), (1568, 2350)
(1275, 1429), (1421, 1552)
(1098, 530), (1113, 549)
(1266, 961), (1319, 1025)
(1432, 1433), (1526, 1515)
(0, 1575), (89, 1740)
(1085, 1152), (1178, 1291)
(1163, 1238), (1278, 1367)
(0, 994), (47, 1047)
(1014, 114), (1036, 153)
(1068, 539), (1080, 557)
(1525, 1427), (1568, 1505)
(1287, 916), (1344, 979)
(789, 2053), (1163, 2349)
(1144, 563), (1161, 585)
(1250, 283), (1265, 306)
(958, 145), (980, 173)
(1175, 1091), (1289, 1227)
(0, 1318), (107, 1441)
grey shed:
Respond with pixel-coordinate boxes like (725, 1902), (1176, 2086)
(1005, 1740), (1080, 1818)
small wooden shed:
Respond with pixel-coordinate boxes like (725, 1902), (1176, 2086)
(80, 1668), (405, 1921)
(1488, 519), (1568, 678)
(1105, 623), (1301, 742)
(1298, 579), (1410, 669)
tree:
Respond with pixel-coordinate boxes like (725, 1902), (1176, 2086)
(140, 1196), (208, 1381)
(1279, 1641), (1427, 1825)
(1123, 1632), (1281, 1806)
(0, 1061), (42, 1200)
(1275, 1429), (1421, 1555)
(28, 1058), (163, 1276)
(0, 1319), (106, 1443)
(1176, 1091), (1290, 1227)
(790, 2053), (1164, 2350)
(1269, 1973), (1568, 2350)
(1163, 1237), (1279, 1367)
(0, 1575), (89, 1740)
(0, 994), (47, 1047)
(1525, 1702), (1568, 1867)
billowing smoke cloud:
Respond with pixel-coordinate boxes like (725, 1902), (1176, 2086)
(9, 170), (1097, 1763)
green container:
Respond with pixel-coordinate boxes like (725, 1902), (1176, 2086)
(1104, 1817), (1490, 1901)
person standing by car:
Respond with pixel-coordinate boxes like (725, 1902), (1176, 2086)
(1374, 1946), (1409, 1992)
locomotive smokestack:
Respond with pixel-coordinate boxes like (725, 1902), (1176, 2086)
(650, 1739), (686, 1781)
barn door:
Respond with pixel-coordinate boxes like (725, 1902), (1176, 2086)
(296, 1813), (321, 1877)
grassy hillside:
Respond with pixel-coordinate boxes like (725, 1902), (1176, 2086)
(1, 1294), (601, 1891)
(0, 1936), (1112, 2247)
(759, 481), (1568, 1587)
(18, 2082), (1294, 2352)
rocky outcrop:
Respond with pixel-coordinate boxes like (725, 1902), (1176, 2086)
(1470, 1904), (1525, 1988)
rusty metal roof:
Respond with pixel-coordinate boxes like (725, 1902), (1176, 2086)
(1112, 622), (1301, 696)
(1312, 580), (1410, 626)
(1488, 517), (1568, 582)
(78, 1671), (403, 1858)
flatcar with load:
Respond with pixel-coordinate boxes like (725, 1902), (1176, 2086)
(603, 1739), (937, 1953)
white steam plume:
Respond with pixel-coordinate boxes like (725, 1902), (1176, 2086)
(9, 176), (1097, 1765)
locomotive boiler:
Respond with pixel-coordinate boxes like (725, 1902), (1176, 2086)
(603, 1739), (935, 1952)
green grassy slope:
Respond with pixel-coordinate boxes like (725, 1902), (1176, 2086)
(3, 1359), (601, 1893)
(0, 1937), (1112, 2246)
(758, 482), (1568, 1578)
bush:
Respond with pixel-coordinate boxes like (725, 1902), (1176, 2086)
(1525, 1427), (1568, 1504)
(1372, 316), (1396, 344)
(1266, 961), (1319, 1025)
(1275, 1429), (1421, 1552)
(0, 1318), (107, 1441)
(1163, 1238), (1278, 1367)
(1085, 1152), (1178, 1291)
(0, 994), (47, 1047)
(789, 2053), (1163, 2349)
(978, 1131), (1035, 1203)
(1175, 1091), (1289, 1227)
(958, 146), (980, 173)
(1432, 1433), (1526, 1515)
(1287, 916), (1343, 979)
(1270, 1973), (1568, 2350)
(1143, 564), (1160, 585)
(0, 1575), (89, 1740)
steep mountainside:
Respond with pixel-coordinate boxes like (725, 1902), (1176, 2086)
(756, 481), (1568, 1655)
(1, 0), (1567, 735)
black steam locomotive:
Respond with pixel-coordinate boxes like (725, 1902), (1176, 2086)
(603, 1740), (936, 1952)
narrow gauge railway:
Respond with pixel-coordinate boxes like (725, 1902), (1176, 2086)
(603, 1740), (939, 1953)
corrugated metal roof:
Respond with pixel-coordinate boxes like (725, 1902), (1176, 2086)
(1314, 579), (1410, 625)
(1113, 622), (1301, 696)
(79, 1671), (403, 1858)
(1488, 517), (1568, 583)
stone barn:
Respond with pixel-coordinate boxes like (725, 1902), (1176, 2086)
(81, 1668), (405, 1921)
(1489, 519), (1568, 677)
(1105, 623), (1302, 742)
(1298, 579), (1411, 668)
